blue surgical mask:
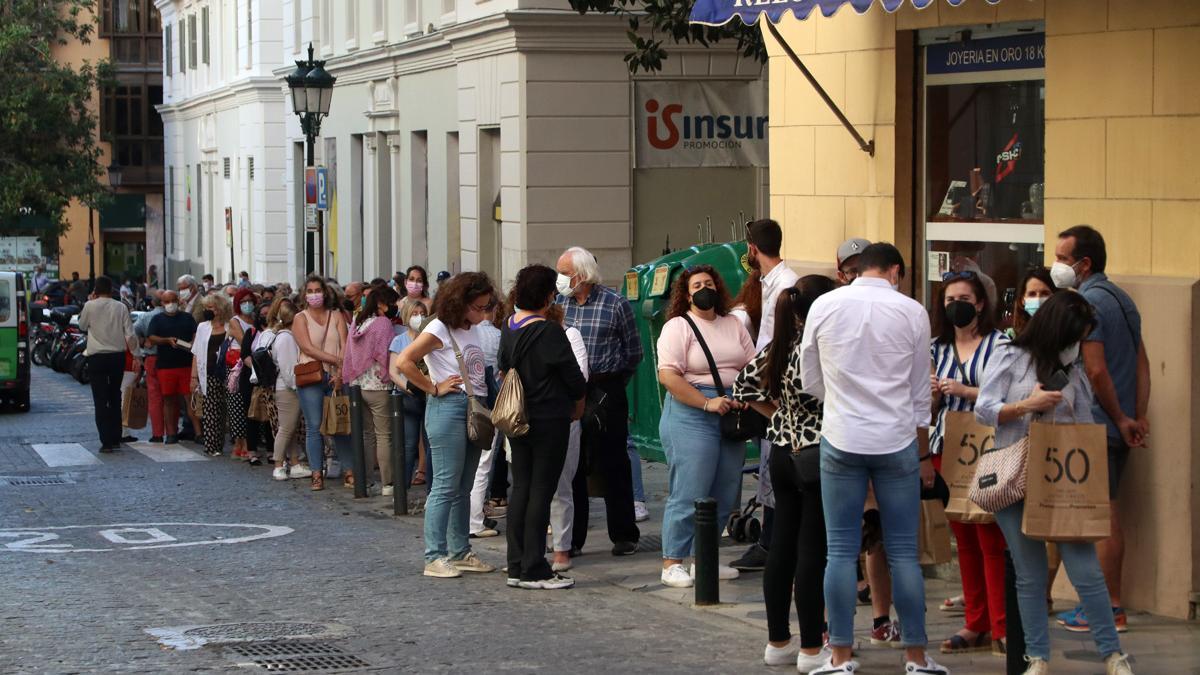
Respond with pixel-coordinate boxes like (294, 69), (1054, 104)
(1024, 296), (1043, 316)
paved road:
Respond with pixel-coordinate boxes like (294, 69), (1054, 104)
(0, 367), (762, 674)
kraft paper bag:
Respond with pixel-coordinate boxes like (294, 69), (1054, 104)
(918, 499), (953, 566)
(121, 380), (148, 430)
(942, 411), (997, 524)
(1021, 420), (1110, 542)
(321, 391), (351, 436)
(247, 387), (272, 422)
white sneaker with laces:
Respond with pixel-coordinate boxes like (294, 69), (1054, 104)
(451, 551), (495, 573)
(634, 501), (649, 522)
(661, 563), (694, 588)
(1104, 653), (1134, 675)
(423, 558), (462, 578)
(1022, 656), (1050, 675)
(272, 466), (288, 481)
(906, 655), (951, 674)
(796, 647), (832, 672)
(690, 563), (740, 580)
(289, 464), (313, 479)
(763, 636), (799, 666)
(518, 573), (575, 590)
(807, 658), (858, 674)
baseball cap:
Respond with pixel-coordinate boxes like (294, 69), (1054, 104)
(436, 271), (451, 282)
(836, 238), (871, 266)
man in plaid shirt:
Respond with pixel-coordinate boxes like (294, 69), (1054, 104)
(555, 246), (643, 556)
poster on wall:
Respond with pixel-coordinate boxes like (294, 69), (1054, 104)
(634, 80), (769, 169)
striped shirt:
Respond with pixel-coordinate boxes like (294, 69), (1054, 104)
(556, 284), (643, 376)
(930, 329), (1007, 455)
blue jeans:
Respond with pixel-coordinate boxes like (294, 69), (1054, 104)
(296, 374), (352, 473)
(423, 393), (481, 563)
(659, 386), (745, 560)
(994, 500), (1122, 660)
(820, 438), (926, 648)
(627, 433), (645, 503)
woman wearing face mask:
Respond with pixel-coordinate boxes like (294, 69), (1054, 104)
(403, 265), (434, 314)
(929, 270), (1009, 656)
(246, 300), (281, 469)
(190, 294), (235, 457)
(293, 274), (353, 491)
(1010, 268), (1058, 338)
(655, 265), (756, 588)
(228, 288), (260, 463)
(343, 285), (402, 496)
(388, 299), (431, 486)
(268, 298), (311, 480)
(975, 292), (1134, 675)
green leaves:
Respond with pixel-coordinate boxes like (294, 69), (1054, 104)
(570, 0), (765, 73)
(0, 0), (110, 243)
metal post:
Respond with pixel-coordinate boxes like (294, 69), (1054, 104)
(389, 389), (408, 515)
(348, 384), (367, 499)
(693, 497), (719, 606)
(88, 208), (96, 282)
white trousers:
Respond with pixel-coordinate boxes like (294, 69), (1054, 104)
(469, 430), (504, 535)
(548, 421), (582, 552)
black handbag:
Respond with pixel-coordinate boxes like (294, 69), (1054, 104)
(681, 314), (767, 442)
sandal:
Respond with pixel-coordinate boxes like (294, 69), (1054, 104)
(410, 469), (426, 486)
(939, 596), (966, 614)
(940, 631), (991, 654)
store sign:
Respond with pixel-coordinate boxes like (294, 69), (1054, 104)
(0, 236), (52, 274)
(927, 33), (1044, 76)
(635, 80), (768, 168)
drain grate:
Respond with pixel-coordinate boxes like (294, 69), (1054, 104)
(1, 475), (73, 487)
(228, 641), (370, 672)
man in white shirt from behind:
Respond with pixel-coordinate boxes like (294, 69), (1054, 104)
(799, 243), (946, 675)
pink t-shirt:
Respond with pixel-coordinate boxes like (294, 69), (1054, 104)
(657, 312), (756, 388)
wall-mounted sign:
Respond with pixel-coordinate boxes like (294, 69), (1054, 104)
(624, 271), (640, 301)
(305, 167), (317, 205)
(635, 80), (768, 169)
(926, 33), (1045, 76)
(316, 166), (328, 210)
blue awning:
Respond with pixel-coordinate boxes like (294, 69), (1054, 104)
(690, 0), (1004, 27)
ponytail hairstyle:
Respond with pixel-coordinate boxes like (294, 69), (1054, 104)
(765, 275), (837, 399)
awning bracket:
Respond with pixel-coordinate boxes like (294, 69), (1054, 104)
(765, 21), (875, 157)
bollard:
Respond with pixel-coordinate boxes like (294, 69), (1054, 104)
(693, 497), (719, 606)
(1004, 550), (1025, 674)
(348, 385), (368, 499)
(389, 389), (408, 515)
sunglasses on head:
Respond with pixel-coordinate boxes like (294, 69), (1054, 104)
(942, 270), (978, 282)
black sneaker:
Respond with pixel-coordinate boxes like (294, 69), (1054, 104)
(611, 540), (638, 556)
(121, 435), (137, 443)
(165, 435), (179, 445)
(149, 436), (164, 443)
(99, 445), (116, 454)
(729, 543), (768, 572)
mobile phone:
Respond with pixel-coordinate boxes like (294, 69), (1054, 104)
(1043, 369), (1069, 392)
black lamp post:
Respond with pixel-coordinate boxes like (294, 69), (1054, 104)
(88, 161), (124, 283)
(286, 43), (336, 276)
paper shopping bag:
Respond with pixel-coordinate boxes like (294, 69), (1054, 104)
(1021, 420), (1110, 542)
(247, 387), (273, 422)
(918, 499), (953, 565)
(942, 411), (997, 524)
(121, 378), (148, 429)
(321, 391), (351, 436)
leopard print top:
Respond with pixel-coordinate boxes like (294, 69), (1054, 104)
(731, 337), (822, 450)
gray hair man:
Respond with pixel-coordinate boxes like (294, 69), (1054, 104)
(176, 275), (199, 312)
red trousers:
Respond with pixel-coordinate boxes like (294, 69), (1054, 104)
(144, 355), (165, 438)
(950, 520), (1007, 639)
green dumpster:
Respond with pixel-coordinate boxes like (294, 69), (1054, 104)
(623, 240), (757, 463)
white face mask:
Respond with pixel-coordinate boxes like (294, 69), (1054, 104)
(1050, 261), (1078, 289)
(556, 273), (574, 297)
(1060, 342), (1081, 366)
(1024, 296), (1043, 316)
(409, 314), (425, 331)
(179, 288), (192, 301)
(163, 303), (179, 314)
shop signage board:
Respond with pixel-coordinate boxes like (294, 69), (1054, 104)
(304, 205), (318, 231)
(634, 80), (769, 168)
(926, 33), (1044, 76)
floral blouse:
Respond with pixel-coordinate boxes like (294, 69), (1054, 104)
(731, 338), (822, 450)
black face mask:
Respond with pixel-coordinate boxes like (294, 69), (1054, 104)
(691, 287), (718, 311)
(255, 315), (268, 329)
(946, 301), (978, 328)
(202, 309), (216, 321)
(342, 299), (356, 313)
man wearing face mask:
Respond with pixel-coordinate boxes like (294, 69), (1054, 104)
(1052, 225), (1150, 635)
(147, 290), (198, 444)
(177, 274), (200, 313)
(836, 238), (870, 286)
(800, 243), (947, 675)
(134, 290), (167, 441)
(201, 274), (216, 293)
(554, 246), (643, 556)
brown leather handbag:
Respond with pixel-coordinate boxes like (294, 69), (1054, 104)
(294, 313), (330, 388)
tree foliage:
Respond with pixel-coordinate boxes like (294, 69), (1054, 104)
(0, 0), (113, 240)
(569, 0), (766, 73)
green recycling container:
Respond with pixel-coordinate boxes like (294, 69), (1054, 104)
(622, 240), (757, 463)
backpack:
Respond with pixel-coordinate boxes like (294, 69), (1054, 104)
(251, 332), (280, 390)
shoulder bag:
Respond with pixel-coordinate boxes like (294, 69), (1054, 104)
(447, 331), (496, 450)
(251, 333), (280, 390)
(294, 313), (329, 388)
(491, 323), (536, 439)
(681, 314), (766, 442)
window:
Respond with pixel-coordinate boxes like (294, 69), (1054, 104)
(188, 14), (197, 69)
(102, 79), (164, 178)
(246, 0), (253, 67)
(404, 0), (418, 35)
(104, 0), (142, 34)
(178, 17), (186, 72)
(373, 0), (386, 43)
(202, 7), (210, 64)
(165, 24), (172, 74)
(346, 0), (357, 47)
(293, 0), (301, 53)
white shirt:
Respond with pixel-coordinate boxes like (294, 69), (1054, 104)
(756, 260), (800, 352)
(800, 277), (932, 455)
(422, 318), (487, 395)
(565, 326), (589, 381)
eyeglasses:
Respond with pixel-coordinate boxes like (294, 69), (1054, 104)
(469, 301), (493, 313)
(942, 270), (978, 282)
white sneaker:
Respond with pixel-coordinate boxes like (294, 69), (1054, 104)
(272, 466), (288, 481)
(763, 636), (800, 666)
(1104, 653), (1134, 675)
(690, 563), (740, 580)
(382, 484), (394, 497)
(661, 563), (694, 588)
(808, 658), (857, 674)
(518, 573), (575, 590)
(906, 655), (951, 674)
(1022, 656), (1050, 675)
(634, 501), (649, 522)
(796, 648), (832, 672)
(289, 464), (313, 479)
(423, 558), (462, 578)
(450, 551), (495, 573)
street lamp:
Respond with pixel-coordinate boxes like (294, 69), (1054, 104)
(88, 161), (124, 283)
(287, 43), (336, 276)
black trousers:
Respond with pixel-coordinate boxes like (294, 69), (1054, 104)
(507, 417), (570, 581)
(489, 446), (510, 500)
(764, 444), (827, 646)
(571, 377), (640, 549)
(87, 352), (126, 448)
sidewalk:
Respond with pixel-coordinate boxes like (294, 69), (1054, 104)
(334, 455), (1199, 674)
